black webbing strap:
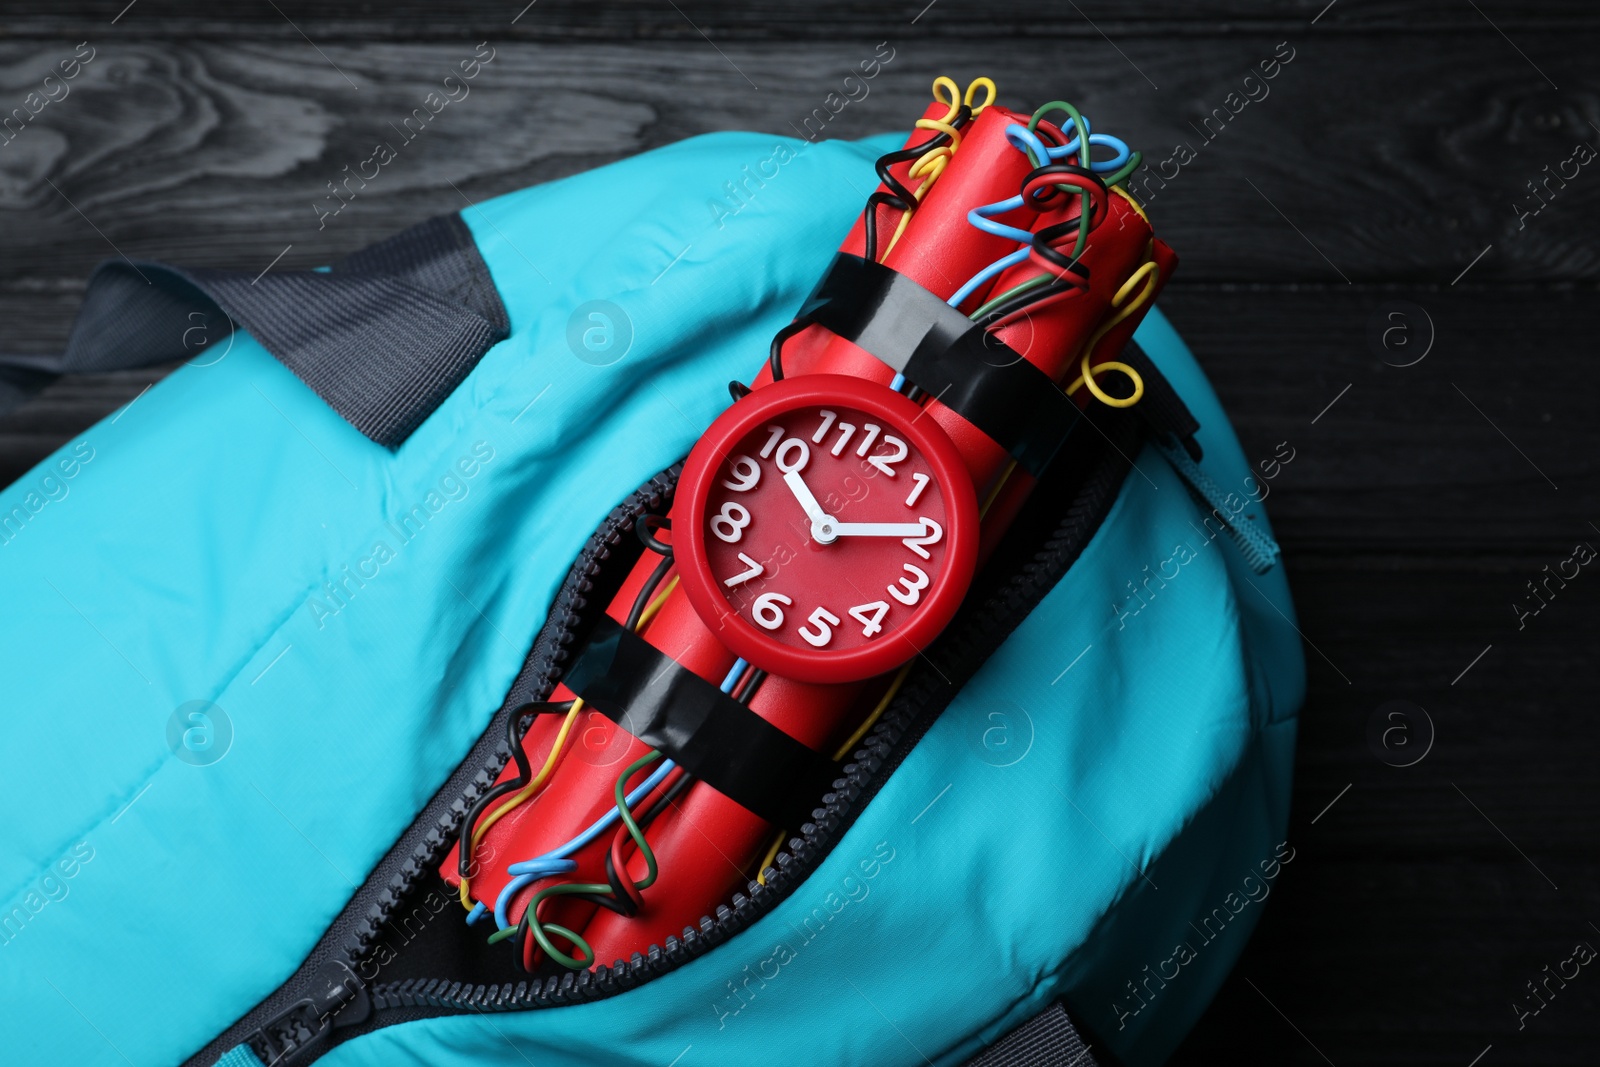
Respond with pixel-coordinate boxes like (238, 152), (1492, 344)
(963, 1002), (1101, 1067)
(0, 214), (508, 449)
(561, 616), (839, 828)
(1120, 340), (1202, 461)
(794, 253), (1081, 477)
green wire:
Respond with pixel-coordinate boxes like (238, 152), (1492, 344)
(971, 105), (1147, 323)
(968, 273), (1054, 321)
(1102, 149), (1144, 190)
(488, 750), (667, 968)
(526, 882), (611, 968)
(1028, 100), (1094, 260)
(615, 750), (663, 890)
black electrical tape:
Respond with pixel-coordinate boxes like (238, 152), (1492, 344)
(562, 616), (839, 828)
(793, 253), (1082, 477)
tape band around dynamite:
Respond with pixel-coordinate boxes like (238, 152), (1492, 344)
(562, 615), (841, 828)
(792, 253), (1083, 477)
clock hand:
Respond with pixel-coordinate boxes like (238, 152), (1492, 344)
(782, 469), (827, 523)
(827, 521), (928, 538)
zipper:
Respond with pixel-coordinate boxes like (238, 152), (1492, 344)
(188, 410), (1141, 1067)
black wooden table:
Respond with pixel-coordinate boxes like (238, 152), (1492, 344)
(2, 3), (1596, 1064)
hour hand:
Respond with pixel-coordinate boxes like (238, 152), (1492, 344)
(782, 469), (826, 523)
(828, 521), (928, 538)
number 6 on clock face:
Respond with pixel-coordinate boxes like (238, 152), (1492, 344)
(675, 374), (979, 684)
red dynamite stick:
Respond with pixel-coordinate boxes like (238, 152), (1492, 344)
(585, 133), (1163, 970)
(440, 103), (963, 931)
(756, 106), (1044, 390)
(449, 104), (1038, 938)
(926, 189), (1156, 507)
(446, 100), (1166, 973)
(975, 231), (1179, 562)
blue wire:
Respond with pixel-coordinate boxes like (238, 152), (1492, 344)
(942, 112), (1130, 316)
(485, 657), (751, 929)
(1004, 118), (1131, 174)
(492, 763), (675, 927)
(947, 248), (1029, 309)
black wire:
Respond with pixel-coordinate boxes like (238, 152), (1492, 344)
(634, 513), (673, 558)
(861, 107), (971, 264)
(623, 552), (675, 633)
(728, 379), (752, 401)
(1023, 162), (1108, 211)
(600, 770), (696, 916)
(732, 666), (767, 704)
(767, 318), (809, 383)
(457, 700), (574, 879)
(770, 109), (978, 385)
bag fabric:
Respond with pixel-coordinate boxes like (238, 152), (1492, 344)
(0, 130), (1302, 1066)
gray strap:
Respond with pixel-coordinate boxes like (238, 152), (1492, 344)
(0, 214), (509, 449)
(964, 1002), (1101, 1067)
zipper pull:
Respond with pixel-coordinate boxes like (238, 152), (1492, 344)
(1153, 434), (1281, 574)
(238, 960), (370, 1067)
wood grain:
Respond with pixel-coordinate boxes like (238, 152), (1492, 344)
(0, 30), (1595, 300)
(3, 1), (1599, 41)
(1175, 559), (1600, 1065)
(0, 11), (1595, 1064)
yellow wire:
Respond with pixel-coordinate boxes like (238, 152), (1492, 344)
(1066, 261), (1160, 408)
(881, 76), (995, 259)
(637, 575), (680, 629)
(459, 700), (583, 909)
(458, 574), (682, 909)
(755, 829), (786, 886)
(964, 76), (997, 113)
(833, 661), (915, 761)
(980, 459), (1019, 518)
(756, 661), (917, 886)
(1112, 184), (1150, 226)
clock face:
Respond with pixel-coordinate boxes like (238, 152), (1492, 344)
(676, 375), (978, 683)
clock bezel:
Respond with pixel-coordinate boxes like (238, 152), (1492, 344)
(675, 373), (979, 684)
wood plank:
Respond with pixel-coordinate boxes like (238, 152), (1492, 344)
(0, 33), (1594, 288)
(3, 1), (1598, 41)
(1173, 560), (1600, 1065)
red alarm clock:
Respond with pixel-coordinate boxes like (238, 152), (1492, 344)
(676, 374), (979, 683)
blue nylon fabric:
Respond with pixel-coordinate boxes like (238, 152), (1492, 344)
(0, 127), (1301, 1067)
(313, 308), (1302, 1067)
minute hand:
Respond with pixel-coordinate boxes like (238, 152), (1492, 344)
(828, 521), (928, 538)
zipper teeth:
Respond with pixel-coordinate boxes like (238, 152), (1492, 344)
(362, 415), (1137, 1017)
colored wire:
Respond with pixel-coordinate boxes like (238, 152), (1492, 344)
(637, 575), (679, 630)
(880, 76), (994, 260)
(766, 317), (809, 382)
(493, 654), (748, 963)
(635, 513), (672, 557)
(493, 754), (677, 928)
(460, 701), (582, 914)
(1066, 260), (1159, 407)
(831, 661), (914, 761)
(457, 700), (574, 908)
(604, 767), (693, 914)
(757, 661), (916, 887)
(624, 554), (675, 632)
(755, 829), (786, 887)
